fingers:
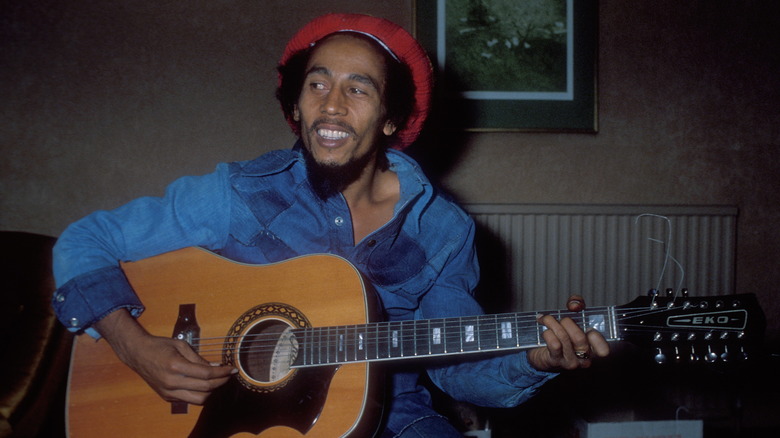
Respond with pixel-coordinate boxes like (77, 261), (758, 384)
(587, 329), (610, 358)
(567, 294), (585, 312)
(119, 335), (236, 406)
(533, 309), (610, 371)
(163, 341), (236, 398)
(539, 315), (589, 370)
(153, 360), (235, 405)
(172, 341), (237, 380)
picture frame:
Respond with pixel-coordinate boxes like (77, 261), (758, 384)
(414, 0), (598, 132)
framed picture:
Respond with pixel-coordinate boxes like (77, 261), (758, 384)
(415, 0), (598, 132)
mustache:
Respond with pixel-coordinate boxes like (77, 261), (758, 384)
(308, 118), (357, 136)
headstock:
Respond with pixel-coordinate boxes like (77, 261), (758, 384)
(615, 292), (765, 364)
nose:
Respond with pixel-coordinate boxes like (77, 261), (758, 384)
(321, 89), (347, 116)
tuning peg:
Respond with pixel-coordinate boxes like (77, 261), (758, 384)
(674, 346), (683, 363)
(665, 288), (674, 297)
(720, 345), (730, 362)
(705, 345), (718, 363)
(740, 346), (749, 361)
(681, 288), (689, 297)
(689, 346), (701, 362)
(654, 348), (667, 364)
(648, 289), (659, 308)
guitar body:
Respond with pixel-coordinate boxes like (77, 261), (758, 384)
(67, 247), (383, 438)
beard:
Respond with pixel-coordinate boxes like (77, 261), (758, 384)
(301, 144), (375, 201)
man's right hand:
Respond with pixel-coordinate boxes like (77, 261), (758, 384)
(94, 308), (236, 405)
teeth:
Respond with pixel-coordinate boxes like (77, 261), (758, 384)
(317, 129), (349, 140)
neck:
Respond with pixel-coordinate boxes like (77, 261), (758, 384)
(290, 306), (619, 367)
(340, 152), (383, 204)
(341, 151), (400, 244)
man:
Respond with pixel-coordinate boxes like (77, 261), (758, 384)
(52, 13), (609, 437)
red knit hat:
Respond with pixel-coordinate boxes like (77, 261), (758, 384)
(279, 13), (433, 150)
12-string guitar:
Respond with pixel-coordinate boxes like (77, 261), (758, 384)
(66, 247), (765, 437)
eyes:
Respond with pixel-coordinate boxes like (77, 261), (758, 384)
(307, 80), (371, 97)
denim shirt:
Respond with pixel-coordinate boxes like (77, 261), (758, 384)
(52, 146), (555, 433)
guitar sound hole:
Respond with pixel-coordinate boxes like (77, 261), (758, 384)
(238, 319), (298, 384)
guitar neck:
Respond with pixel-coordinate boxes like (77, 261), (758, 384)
(292, 307), (620, 367)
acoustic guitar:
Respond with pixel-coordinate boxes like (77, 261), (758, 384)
(66, 247), (764, 437)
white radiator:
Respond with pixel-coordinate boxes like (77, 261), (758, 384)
(463, 204), (738, 311)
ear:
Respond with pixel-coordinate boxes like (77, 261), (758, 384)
(293, 104), (300, 122)
(383, 120), (397, 136)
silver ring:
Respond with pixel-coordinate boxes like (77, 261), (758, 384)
(574, 350), (591, 360)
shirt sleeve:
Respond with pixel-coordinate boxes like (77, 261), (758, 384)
(421, 219), (558, 408)
(51, 164), (232, 337)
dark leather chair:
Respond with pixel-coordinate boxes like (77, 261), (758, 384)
(0, 232), (72, 438)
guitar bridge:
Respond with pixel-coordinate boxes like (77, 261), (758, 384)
(171, 303), (200, 414)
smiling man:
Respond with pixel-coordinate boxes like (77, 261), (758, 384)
(293, 33), (402, 236)
(52, 13), (608, 437)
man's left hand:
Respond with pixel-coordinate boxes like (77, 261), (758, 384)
(527, 295), (610, 371)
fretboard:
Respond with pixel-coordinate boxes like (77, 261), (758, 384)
(292, 307), (619, 367)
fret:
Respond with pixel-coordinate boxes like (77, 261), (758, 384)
(477, 314), (497, 350)
(321, 326), (328, 364)
(496, 314), (518, 349)
(608, 306), (619, 341)
(415, 319), (430, 356)
(308, 328), (315, 365)
(376, 322), (390, 359)
(327, 326), (336, 364)
(458, 316), (464, 352)
(363, 323), (377, 361)
(515, 313), (540, 348)
(400, 320), (416, 357)
(300, 328), (309, 366)
(444, 317), (462, 353)
(343, 325), (354, 362)
(535, 314), (543, 347)
(308, 327), (316, 365)
(308, 327), (315, 365)
(491, 314), (500, 349)
(315, 327), (325, 365)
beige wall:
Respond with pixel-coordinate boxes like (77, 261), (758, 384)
(2, 1), (778, 339)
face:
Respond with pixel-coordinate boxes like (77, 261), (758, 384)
(293, 34), (397, 170)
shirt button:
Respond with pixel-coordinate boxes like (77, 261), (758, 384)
(69, 317), (80, 327)
(55, 293), (66, 303)
(334, 216), (345, 227)
(366, 239), (377, 247)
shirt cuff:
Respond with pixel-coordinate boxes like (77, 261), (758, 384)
(506, 350), (558, 387)
(52, 265), (144, 338)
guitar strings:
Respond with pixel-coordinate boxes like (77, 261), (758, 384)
(183, 305), (740, 361)
(635, 214), (687, 299)
(188, 306), (719, 352)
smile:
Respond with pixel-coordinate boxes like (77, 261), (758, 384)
(317, 128), (350, 140)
